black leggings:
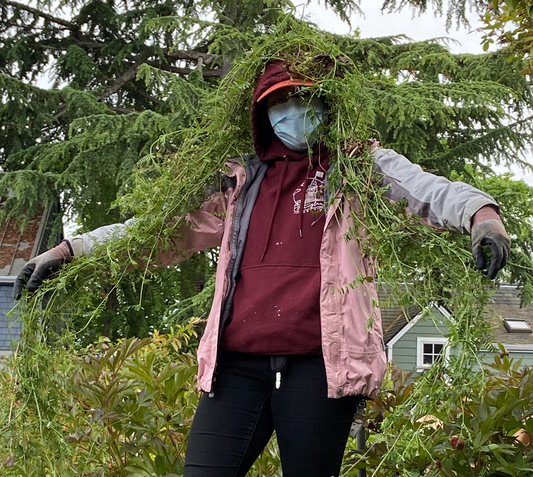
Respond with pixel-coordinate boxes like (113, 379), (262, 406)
(184, 351), (362, 477)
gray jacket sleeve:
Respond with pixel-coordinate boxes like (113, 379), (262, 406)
(67, 220), (134, 256)
(374, 148), (498, 234)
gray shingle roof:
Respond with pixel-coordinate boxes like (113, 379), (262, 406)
(487, 285), (533, 347)
(378, 285), (420, 344)
(378, 284), (533, 347)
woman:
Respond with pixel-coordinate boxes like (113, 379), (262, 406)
(15, 60), (510, 477)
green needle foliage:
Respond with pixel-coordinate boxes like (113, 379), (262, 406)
(381, 0), (533, 73)
(2, 0), (533, 339)
(0, 0), (359, 340)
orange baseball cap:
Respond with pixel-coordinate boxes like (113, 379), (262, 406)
(257, 79), (315, 102)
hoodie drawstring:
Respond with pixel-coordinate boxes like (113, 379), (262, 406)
(261, 155), (289, 261)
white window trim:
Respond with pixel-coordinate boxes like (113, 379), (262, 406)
(503, 319), (532, 333)
(416, 337), (448, 372)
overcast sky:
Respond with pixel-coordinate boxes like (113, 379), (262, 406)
(303, 1), (533, 184)
(306, 1), (486, 53)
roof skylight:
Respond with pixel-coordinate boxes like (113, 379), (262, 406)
(504, 319), (532, 333)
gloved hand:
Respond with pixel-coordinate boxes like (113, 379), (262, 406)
(471, 206), (510, 280)
(13, 240), (73, 299)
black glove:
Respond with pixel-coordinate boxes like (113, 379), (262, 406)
(471, 211), (510, 280)
(13, 240), (73, 299)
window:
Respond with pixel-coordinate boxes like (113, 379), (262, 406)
(504, 319), (532, 333)
(417, 337), (447, 370)
(422, 342), (443, 365)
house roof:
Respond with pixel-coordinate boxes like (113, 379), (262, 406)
(378, 285), (421, 344)
(379, 283), (533, 348)
(0, 205), (57, 280)
(487, 285), (533, 347)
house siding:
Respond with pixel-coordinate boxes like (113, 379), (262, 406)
(389, 308), (450, 372)
(479, 351), (533, 368)
(0, 283), (20, 351)
(389, 302), (533, 374)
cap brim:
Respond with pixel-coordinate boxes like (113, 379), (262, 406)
(257, 79), (315, 103)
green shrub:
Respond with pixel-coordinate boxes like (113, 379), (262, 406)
(0, 323), (200, 476)
(343, 355), (533, 477)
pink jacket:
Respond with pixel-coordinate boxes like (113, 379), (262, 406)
(170, 147), (498, 399)
(184, 161), (385, 399)
(69, 149), (498, 399)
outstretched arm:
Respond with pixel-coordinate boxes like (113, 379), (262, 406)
(13, 220), (135, 299)
(374, 148), (510, 279)
(14, 189), (228, 298)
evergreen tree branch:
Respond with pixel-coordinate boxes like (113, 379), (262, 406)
(37, 40), (218, 69)
(75, 41), (217, 65)
(164, 49), (216, 66)
(52, 69), (139, 118)
(144, 60), (222, 78)
(1, 0), (76, 29)
(99, 64), (140, 100)
(508, 114), (533, 130)
(71, 41), (107, 49)
(136, 90), (162, 104)
(37, 44), (64, 52)
(106, 105), (135, 114)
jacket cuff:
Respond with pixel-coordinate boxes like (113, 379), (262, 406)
(471, 204), (501, 227)
(62, 239), (74, 258)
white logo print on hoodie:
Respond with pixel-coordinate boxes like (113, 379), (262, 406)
(292, 170), (325, 214)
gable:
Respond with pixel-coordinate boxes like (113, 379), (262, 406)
(386, 305), (450, 372)
(377, 284), (421, 344)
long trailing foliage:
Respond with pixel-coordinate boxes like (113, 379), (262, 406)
(0, 0), (358, 232)
(4, 13), (533, 476)
(344, 353), (533, 476)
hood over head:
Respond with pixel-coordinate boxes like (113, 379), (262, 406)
(252, 60), (318, 161)
(250, 60), (331, 256)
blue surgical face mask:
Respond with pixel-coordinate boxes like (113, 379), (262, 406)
(267, 97), (326, 151)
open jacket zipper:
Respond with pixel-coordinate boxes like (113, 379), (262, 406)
(217, 156), (268, 342)
(217, 158), (339, 343)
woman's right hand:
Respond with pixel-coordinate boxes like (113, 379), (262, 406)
(13, 240), (73, 299)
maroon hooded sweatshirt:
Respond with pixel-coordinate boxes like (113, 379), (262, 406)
(221, 62), (329, 355)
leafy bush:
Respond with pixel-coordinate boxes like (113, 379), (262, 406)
(343, 355), (533, 477)
(2, 323), (533, 477)
(0, 324), (200, 476)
